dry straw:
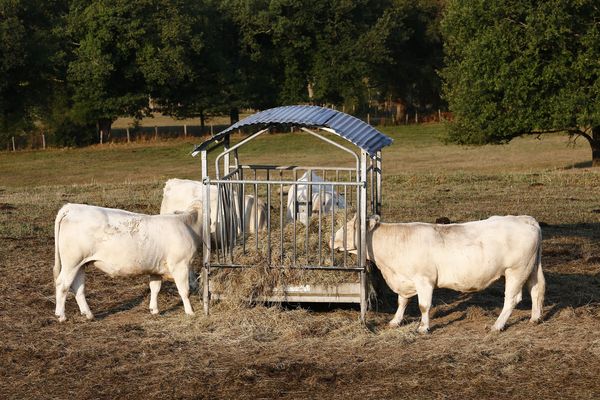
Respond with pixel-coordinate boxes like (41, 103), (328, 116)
(210, 211), (360, 305)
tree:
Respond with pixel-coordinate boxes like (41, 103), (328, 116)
(67, 0), (157, 143)
(144, 0), (233, 130)
(0, 0), (68, 143)
(368, 0), (445, 118)
(441, 0), (600, 166)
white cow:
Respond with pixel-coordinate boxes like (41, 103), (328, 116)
(53, 203), (204, 321)
(160, 178), (267, 235)
(286, 171), (346, 225)
(331, 215), (545, 332)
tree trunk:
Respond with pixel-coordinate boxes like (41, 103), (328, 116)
(592, 126), (600, 167)
(98, 118), (112, 145)
(229, 108), (239, 125)
(200, 110), (205, 136)
(394, 99), (406, 125)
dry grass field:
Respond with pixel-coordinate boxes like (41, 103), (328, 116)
(1, 124), (599, 399)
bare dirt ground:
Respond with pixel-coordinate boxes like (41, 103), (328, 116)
(1, 132), (599, 399)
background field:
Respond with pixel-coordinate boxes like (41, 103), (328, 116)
(1, 124), (599, 399)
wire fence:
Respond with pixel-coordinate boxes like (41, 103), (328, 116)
(3, 110), (450, 151)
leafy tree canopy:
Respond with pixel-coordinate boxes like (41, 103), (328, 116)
(441, 0), (600, 165)
(0, 0), (67, 140)
(67, 0), (155, 128)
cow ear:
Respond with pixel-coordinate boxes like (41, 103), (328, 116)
(369, 215), (380, 230)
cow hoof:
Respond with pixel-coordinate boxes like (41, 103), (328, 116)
(150, 309), (159, 315)
(491, 324), (504, 332)
(529, 317), (541, 325)
(81, 312), (94, 321)
(388, 320), (401, 328)
(58, 315), (66, 323)
(185, 311), (195, 317)
(417, 326), (430, 334)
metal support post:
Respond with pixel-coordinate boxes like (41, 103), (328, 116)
(376, 151), (382, 216)
(359, 150), (368, 323)
(201, 150), (211, 316)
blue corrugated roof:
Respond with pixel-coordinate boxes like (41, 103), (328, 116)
(195, 105), (393, 155)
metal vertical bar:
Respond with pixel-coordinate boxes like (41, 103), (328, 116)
(376, 151), (382, 216)
(254, 185), (259, 240)
(369, 157), (375, 214)
(201, 150), (211, 316)
(280, 182), (284, 265)
(305, 170), (311, 262)
(318, 184), (323, 265)
(348, 170), (353, 206)
(228, 183), (235, 263)
(330, 183), (335, 266)
(254, 179), (258, 251)
(343, 184), (347, 268)
(242, 183), (246, 254)
(359, 151), (369, 323)
(293, 170), (297, 268)
(216, 183), (225, 264)
(267, 179), (271, 266)
(223, 136), (230, 178)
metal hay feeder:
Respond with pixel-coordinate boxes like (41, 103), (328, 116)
(192, 105), (392, 321)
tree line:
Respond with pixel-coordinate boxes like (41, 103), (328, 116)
(2, 0), (599, 165)
(1, 0), (443, 147)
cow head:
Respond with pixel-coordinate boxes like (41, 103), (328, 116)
(330, 214), (380, 252)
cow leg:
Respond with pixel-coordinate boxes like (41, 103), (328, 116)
(415, 281), (434, 334)
(149, 275), (162, 315)
(493, 271), (525, 331)
(527, 263), (545, 324)
(71, 268), (93, 320)
(55, 264), (82, 322)
(172, 265), (195, 316)
(389, 295), (410, 327)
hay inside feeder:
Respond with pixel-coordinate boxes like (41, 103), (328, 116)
(209, 210), (360, 305)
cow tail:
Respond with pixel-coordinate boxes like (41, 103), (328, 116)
(54, 205), (69, 281)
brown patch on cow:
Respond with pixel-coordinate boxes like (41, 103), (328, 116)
(435, 217), (451, 224)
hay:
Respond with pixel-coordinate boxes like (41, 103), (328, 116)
(209, 211), (360, 305)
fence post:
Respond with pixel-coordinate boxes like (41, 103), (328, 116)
(154, 126), (158, 140)
(367, 113), (370, 125)
(42, 133), (46, 149)
(210, 124), (214, 136)
(415, 111), (418, 124)
(184, 124), (187, 138)
(12, 136), (16, 152)
(405, 114), (409, 124)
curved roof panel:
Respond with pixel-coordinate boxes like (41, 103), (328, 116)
(197, 105), (393, 155)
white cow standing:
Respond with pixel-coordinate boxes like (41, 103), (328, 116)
(331, 215), (545, 332)
(53, 203), (204, 321)
(286, 171), (346, 225)
(160, 178), (267, 235)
